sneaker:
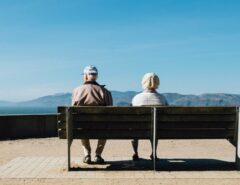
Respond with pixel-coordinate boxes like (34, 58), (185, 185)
(94, 155), (105, 164)
(83, 155), (91, 164)
(132, 153), (139, 161)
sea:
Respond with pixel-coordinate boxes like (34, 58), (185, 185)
(0, 107), (57, 115)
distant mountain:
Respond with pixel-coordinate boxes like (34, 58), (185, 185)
(164, 93), (240, 106)
(20, 93), (72, 107)
(0, 91), (240, 107)
(111, 91), (138, 106)
(0, 101), (15, 106)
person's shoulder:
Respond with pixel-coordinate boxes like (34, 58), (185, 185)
(133, 92), (145, 98)
(132, 92), (146, 105)
(156, 93), (168, 105)
(99, 85), (111, 94)
(73, 85), (84, 93)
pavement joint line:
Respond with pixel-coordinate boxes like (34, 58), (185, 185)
(1, 157), (27, 177)
(13, 157), (36, 178)
(0, 157), (24, 177)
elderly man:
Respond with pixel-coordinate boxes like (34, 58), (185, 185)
(72, 65), (113, 164)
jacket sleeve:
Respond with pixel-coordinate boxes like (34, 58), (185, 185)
(71, 89), (76, 106)
(104, 89), (113, 106)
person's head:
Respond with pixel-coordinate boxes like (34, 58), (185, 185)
(83, 65), (98, 82)
(141, 73), (160, 90)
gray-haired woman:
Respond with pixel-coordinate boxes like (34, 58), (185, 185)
(131, 73), (168, 161)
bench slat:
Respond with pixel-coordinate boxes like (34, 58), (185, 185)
(156, 129), (234, 139)
(69, 121), (235, 130)
(58, 129), (151, 139)
(58, 128), (234, 139)
(58, 114), (66, 123)
(73, 122), (151, 130)
(157, 121), (235, 129)
(73, 114), (151, 122)
(71, 107), (152, 114)
(157, 107), (236, 115)
(58, 107), (67, 114)
(157, 115), (236, 122)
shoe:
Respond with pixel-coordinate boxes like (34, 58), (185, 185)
(150, 154), (157, 160)
(83, 155), (91, 164)
(132, 153), (139, 161)
(94, 155), (105, 164)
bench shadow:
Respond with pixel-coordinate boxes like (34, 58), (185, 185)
(70, 158), (236, 171)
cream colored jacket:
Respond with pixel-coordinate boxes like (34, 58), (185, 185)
(72, 81), (113, 106)
(132, 89), (168, 106)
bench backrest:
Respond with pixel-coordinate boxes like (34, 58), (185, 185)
(58, 106), (152, 139)
(156, 107), (237, 140)
(58, 106), (238, 142)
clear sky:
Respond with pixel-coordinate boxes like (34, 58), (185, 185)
(0, 0), (240, 101)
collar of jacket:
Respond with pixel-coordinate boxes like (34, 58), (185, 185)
(84, 81), (105, 87)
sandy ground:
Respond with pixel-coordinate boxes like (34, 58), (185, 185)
(0, 138), (239, 185)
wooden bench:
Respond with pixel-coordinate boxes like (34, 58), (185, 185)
(57, 106), (240, 171)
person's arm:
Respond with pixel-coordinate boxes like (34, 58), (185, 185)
(71, 89), (76, 106)
(105, 89), (113, 106)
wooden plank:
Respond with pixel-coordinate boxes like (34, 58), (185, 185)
(73, 114), (151, 122)
(157, 107), (237, 115)
(73, 121), (151, 130)
(60, 121), (152, 130)
(156, 129), (234, 139)
(59, 128), (233, 139)
(58, 114), (66, 123)
(71, 106), (152, 114)
(57, 120), (66, 130)
(157, 121), (235, 129)
(57, 106), (67, 114)
(58, 129), (66, 139)
(59, 129), (151, 139)
(157, 115), (236, 122)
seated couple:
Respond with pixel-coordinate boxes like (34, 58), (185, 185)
(72, 65), (168, 164)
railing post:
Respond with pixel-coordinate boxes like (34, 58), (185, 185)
(236, 107), (240, 170)
(152, 107), (157, 171)
(66, 107), (73, 171)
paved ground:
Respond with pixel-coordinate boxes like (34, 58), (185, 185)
(0, 138), (240, 185)
(0, 156), (240, 179)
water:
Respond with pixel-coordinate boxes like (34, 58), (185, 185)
(0, 107), (57, 115)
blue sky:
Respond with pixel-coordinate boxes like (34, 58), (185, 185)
(0, 0), (240, 101)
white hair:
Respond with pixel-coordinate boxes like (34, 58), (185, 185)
(141, 73), (160, 90)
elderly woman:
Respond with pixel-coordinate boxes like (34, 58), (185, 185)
(131, 73), (168, 161)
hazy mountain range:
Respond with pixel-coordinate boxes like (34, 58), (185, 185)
(0, 91), (240, 107)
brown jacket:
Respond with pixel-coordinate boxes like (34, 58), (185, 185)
(72, 81), (113, 106)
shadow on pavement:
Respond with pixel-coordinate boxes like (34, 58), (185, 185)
(70, 158), (236, 171)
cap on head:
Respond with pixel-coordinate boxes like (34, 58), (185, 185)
(83, 65), (98, 75)
(141, 73), (160, 90)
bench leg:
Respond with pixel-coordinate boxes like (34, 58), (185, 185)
(66, 108), (73, 171)
(68, 140), (71, 171)
(236, 109), (240, 170)
(153, 107), (157, 171)
(236, 154), (240, 170)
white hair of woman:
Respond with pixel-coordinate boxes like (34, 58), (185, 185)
(141, 73), (160, 90)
